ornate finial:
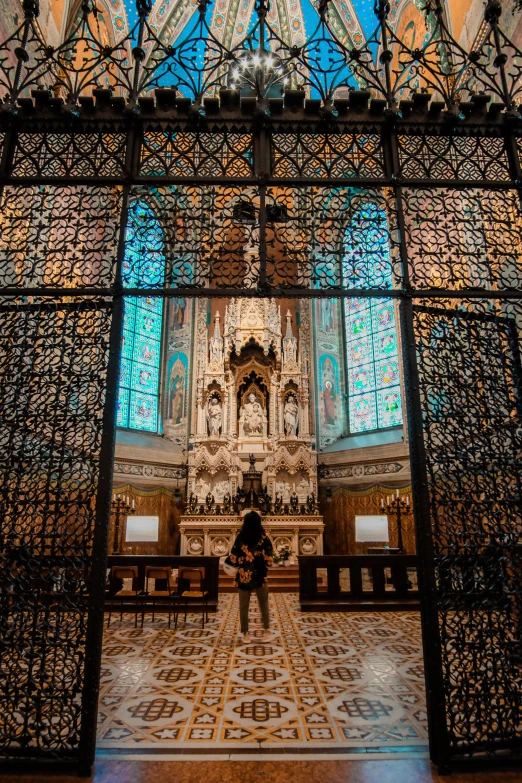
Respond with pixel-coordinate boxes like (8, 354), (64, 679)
(136, 0), (152, 15)
(22, 0), (39, 17)
(249, 453), (256, 471)
(285, 310), (293, 337)
(484, 0), (501, 23)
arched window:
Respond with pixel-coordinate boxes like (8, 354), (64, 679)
(117, 201), (165, 432)
(343, 202), (403, 433)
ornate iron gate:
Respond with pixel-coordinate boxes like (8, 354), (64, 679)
(1, 0), (522, 771)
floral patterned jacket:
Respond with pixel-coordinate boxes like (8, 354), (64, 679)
(228, 532), (274, 591)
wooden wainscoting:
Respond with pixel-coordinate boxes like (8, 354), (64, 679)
(110, 484), (184, 555)
(320, 484), (415, 555)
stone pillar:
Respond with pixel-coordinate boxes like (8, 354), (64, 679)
(300, 382), (310, 437)
(292, 528), (299, 558)
(229, 378), (237, 436)
(270, 373), (278, 436)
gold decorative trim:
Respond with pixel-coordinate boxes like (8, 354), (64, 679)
(329, 484), (412, 498)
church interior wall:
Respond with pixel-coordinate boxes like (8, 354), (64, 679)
(110, 484), (184, 555)
(113, 291), (412, 555)
(320, 484), (415, 555)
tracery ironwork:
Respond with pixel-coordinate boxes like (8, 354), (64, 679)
(1, 0), (522, 774)
(0, 0), (522, 109)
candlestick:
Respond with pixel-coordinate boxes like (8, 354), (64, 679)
(382, 492), (412, 554)
(110, 493), (136, 555)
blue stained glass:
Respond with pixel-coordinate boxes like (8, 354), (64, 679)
(134, 335), (160, 365)
(348, 362), (376, 395)
(121, 329), (134, 359)
(349, 393), (378, 432)
(116, 387), (130, 428)
(119, 357), (132, 387)
(131, 361), (159, 393)
(347, 310), (371, 338)
(349, 337), (373, 367)
(343, 203), (403, 433)
(129, 391), (158, 432)
(372, 301), (395, 332)
(136, 309), (161, 337)
(376, 359), (400, 387)
(374, 328), (397, 360)
(117, 201), (165, 432)
(346, 299), (366, 314)
(377, 386), (403, 428)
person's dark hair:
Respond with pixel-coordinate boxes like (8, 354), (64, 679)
(239, 510), (264, 550)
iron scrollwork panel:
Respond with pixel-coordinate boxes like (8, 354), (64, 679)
(413, 300), (522, 754)
(398, 134), (511, 183)
(271, 131), (386, 180)
(11, 132), (127, 178)
(402, 187), (522, 292)
(139, 126), (254, 179)
(0, 298), (114, 760)
(0, 185), (123, 291)
(264, 186), (400, 292)
(127, 184), (261, 291)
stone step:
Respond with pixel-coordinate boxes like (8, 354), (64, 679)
(219, 565), (300, 593)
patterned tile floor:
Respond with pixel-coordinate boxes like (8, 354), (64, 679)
(97, 594), (428, 755)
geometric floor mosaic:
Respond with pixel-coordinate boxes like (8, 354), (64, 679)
(97, 593), (428, 755)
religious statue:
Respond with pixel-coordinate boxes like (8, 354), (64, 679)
(258, 485), (272, 514)
(240, 393), (265, 437)
(232, 486), (246, 513)
(207, 395), (222, 437)
(290, 487), (299, 512)
(223, 492), (231, 512)
(274, 493), (284, 513)
(284, 394), (299, 437)
(205, 491), (215, 509)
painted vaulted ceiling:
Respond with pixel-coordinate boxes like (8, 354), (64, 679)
(124, 0), (377, 51)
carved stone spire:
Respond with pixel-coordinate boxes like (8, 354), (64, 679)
(209, 311), (223, 368)
(282, 310), (298, 370)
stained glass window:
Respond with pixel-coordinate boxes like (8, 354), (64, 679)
(343, 203), (403, 433)
(117, 202), (165, 432)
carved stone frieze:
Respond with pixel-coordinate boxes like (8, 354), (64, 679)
(324, 461), (407, 479)
(180, 515), (324, 556)
(114, 460), (186, 481)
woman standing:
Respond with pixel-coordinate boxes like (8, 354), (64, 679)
(227, 510), (273, 643)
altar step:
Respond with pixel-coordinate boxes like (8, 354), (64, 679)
(219, 564), (300, 593)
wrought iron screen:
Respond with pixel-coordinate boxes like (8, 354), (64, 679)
(1, 0), (522, 771)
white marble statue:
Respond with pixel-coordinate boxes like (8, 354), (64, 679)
(284, 394), (299, 437)
(207, 396), (222, 437)
(275, 480), (291, 502)
(241, 393), (265, 437)
(213, 480), (230, 500)
(196, 477), (211, 499)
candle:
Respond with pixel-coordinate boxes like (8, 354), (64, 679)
(381, 498), (384, 508)
(132, 499), (135, 509)
(396, 489), (399, 497)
